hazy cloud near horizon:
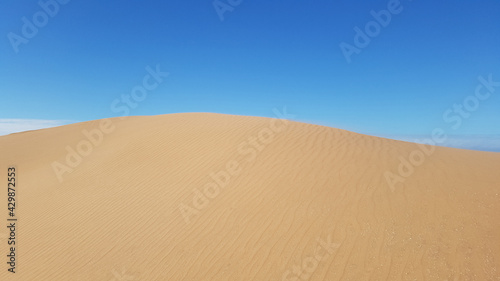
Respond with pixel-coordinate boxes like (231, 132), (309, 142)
(1, 119), (498, 152)
(0, 119), (72, 136)
(383, 135), (500, 153)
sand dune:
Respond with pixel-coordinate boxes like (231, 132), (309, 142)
(1, 113), (499, 280)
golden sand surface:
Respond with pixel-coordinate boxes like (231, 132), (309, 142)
(0, 113), (499, 280)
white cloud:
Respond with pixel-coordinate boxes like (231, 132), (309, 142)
(0, 119), (73, 136)
(432, 135), (500, 152)
(382, 134), (500, 152)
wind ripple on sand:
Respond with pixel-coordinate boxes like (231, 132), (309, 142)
(0, 113), (499, 280)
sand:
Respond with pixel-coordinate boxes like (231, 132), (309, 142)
(0, 113), (499, 280)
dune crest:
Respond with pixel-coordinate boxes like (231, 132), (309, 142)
(1, 113), (499, 280)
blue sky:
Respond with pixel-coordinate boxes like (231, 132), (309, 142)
(1, 0), (499, 151)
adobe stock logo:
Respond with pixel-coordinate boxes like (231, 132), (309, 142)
(213, 0), (243, 21)
(339, 0), (407, 63)
(384, 74), (500, 192)
(51, 64), (168, 183)
(51, 120), (116, 183)
(8, 0), (70, 54)
(179, 107), (295, 224)
(282, 233), (341, 281)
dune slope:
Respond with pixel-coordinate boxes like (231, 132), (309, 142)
(0, 113), (499, 280)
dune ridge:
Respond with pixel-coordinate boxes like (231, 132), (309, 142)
(1, 113), (499, 280)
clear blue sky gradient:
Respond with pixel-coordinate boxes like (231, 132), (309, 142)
(1, 0), (499, 150)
